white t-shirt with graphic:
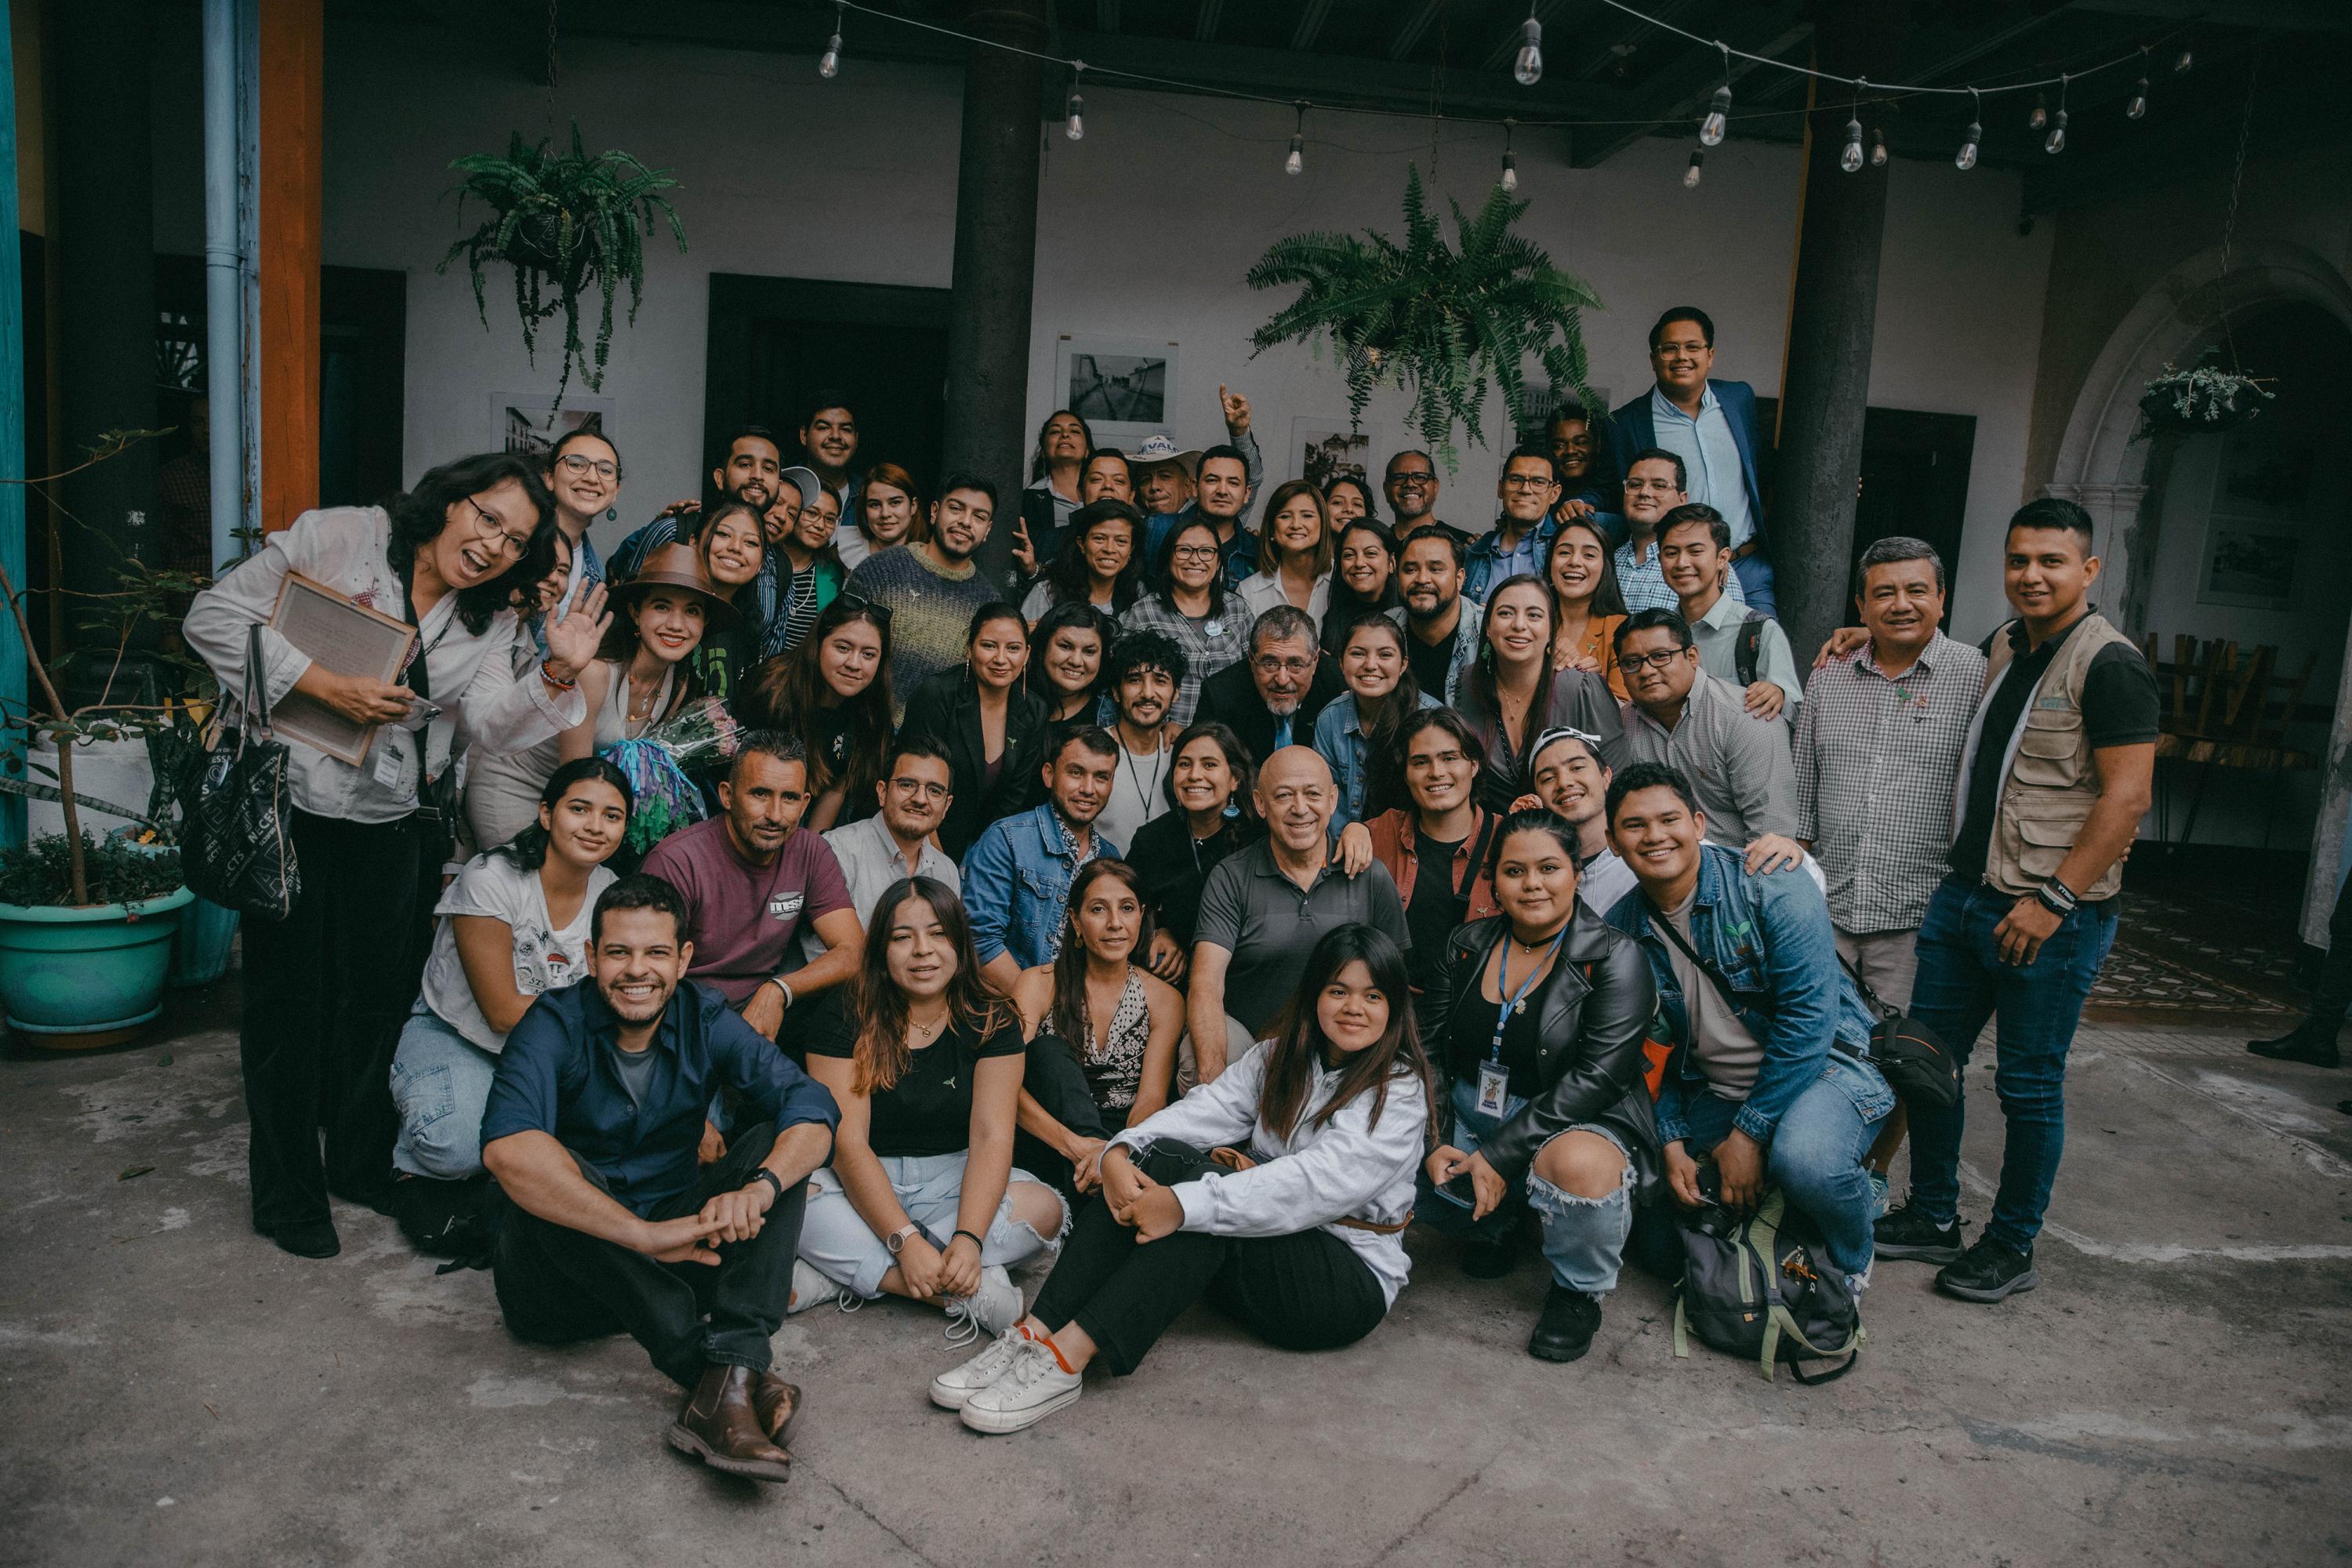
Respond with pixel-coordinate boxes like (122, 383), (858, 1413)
(418, 851), (615, 1053)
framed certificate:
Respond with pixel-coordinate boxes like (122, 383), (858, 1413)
(266, 573), (417, 767)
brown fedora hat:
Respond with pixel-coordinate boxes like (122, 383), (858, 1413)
(612, 541), (741, 629)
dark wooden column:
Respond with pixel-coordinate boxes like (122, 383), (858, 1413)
(257, 0), (323, 534)
(1770, 0), (1910, 661)
(939, 0), (1047, 586)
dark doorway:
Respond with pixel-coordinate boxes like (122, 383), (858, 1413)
(705, 274), (952, 500)
(1755, 398), (1976, 626)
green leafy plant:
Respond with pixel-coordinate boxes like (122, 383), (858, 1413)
(1248, 165), (1602, 470)
(2134, 356), (2276, 443)
(437, 124), (688, 407)
(0, 829), (181, 908)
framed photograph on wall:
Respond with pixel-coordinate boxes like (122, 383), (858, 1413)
(493, 392), (617, 459)
(1294, 420), (1371, 491)
(2197, 517), (2301, 611)
(1055, 336), (1177, 447)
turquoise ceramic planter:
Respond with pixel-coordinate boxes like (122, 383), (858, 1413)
(0, 887), (194, 1044)
(169, 895), (241, 989)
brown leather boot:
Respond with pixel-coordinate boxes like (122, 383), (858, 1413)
(753, 1370), (803, 1442)
(666, 1364), (793, 1483)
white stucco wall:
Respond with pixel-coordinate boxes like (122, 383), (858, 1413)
(149, 16), (2051, 633)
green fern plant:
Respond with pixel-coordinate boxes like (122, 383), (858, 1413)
(437, 124), (688, 408)
(1249, 165), (1601, 471)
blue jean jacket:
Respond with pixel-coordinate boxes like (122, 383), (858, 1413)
(1463, 516), (1557, 604)
(962, 803), (1123, 971)
(1604, 843), (1876, 1147)
(1312, 689), (1443, 830)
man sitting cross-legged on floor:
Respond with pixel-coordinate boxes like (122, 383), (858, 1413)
(481, 874), (840, 1486)
(1601, 763), (1894, 1290)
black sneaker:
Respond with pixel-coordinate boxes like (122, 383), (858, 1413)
(2248, 1027), (2342, 1069)
(1526, 1286), (1602, 1363)
(1936, 1236), (2038, 1303)
(1874, 1203), (1965, 1264)
(1461, 1235), (1519, 1279)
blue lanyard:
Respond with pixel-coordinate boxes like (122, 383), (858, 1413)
(1490, 925), (1570, 1062)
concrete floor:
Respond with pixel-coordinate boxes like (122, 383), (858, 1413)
(4, 1008), (2350, 1567)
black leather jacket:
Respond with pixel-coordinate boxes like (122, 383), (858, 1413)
(1421, 906), (1663, 1198)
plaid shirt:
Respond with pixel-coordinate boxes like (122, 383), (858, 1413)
(1792, 631), (1987, 932)
(1119, 593), (1253, 728)
(1615, 535), (1746, 615)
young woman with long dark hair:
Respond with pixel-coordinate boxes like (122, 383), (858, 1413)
(898, 602), (1050, 858)
(1025, 600), (1115, 727)
(1123, 720), (1264, 986)
(1418, 808), (1661, 1363)
(1013, 408), (1094, 575)
(1364, 707), (1504, 1012)
(1119, 516), (1249, 728)
(794, 878), (1069, 1340)
(1235, 479), (1333, 624)
(930, 924), (1434, 1432)
(1008, 860), (1184, 1183)
(679, 499), (769, 710)
(183, 450), (608, 1258)
(1453, 574), (1624, 813)
(1313, 614), (1437, 831)
(742, 596), (895, 832)
(1323, 474), (1378, 530)
(388, 758), (634, 1243)
(1547, 516), (1629, 698)
(1020, 499), (1142, 622)
(1319, 517), (1403, 659)
(534, 423), (621, 642)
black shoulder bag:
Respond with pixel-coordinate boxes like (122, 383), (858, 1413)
(1835, 955), (1961, 1110)
(177, 622), (301, 921)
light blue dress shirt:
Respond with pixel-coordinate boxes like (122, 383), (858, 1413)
(1648, 385), (1755, 548)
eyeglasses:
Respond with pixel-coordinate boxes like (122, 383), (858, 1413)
(466, 496), (535, 559)
(1620, 648), (1693, 673)
(1170, 543), (1221, 561)
(888, 776), (949, 800)
(1502, 475), (1556, 491)
(556, 452), (619, 481)
(1388, 473), (1436, 489)
(1254, 655), (1314, 677)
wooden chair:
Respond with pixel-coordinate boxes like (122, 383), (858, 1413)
(2141, 633), (2321, 847)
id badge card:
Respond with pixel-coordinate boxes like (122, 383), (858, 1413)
(1475, 1058), (1510, 1117)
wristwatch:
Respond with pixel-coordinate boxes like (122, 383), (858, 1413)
(748, 1168), (786, 1206)
(885, 1221), (922, 1255)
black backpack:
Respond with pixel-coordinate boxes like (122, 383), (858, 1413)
(1673, 1182), (1863, 1385)
(1733, 611), (1768, 688)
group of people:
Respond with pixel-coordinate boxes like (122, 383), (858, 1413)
(180, 303), (2158, 1483)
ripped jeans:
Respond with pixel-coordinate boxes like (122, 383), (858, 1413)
(1418, 1081), (1634, 1297)
(796, 1151), (1066, 1300)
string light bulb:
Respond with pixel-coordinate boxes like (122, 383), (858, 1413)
(1840, 98), (1864, 173)
(1871, 129), (1888, 167)
(1514, 9), (1543, 87)
(818, 3), (842, 78)
(2174, 48), (2193, 74)
(1501, 120), (1518, 193)
(1684, 149), (1704, 189)
(1286, 100), (1305, 176)
(2128, 76), (2148, 119)
(2029, 91), (2047, 131)
(1065, 65), (1084, 141)
(1700, 46), (1730, 146)
(1957, 92), (1981, 171)
(2045, 76), (2069, 154)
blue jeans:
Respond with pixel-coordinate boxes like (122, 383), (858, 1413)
(1675, 1053), (1893, 1281)
(1419, 1081), (1635, 1297)
(797, 1152), (1068, 1299)
(1902, 877), (2120, 1251)
(389, 1008), (498, 1180)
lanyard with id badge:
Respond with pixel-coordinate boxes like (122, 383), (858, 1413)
(1479, 924), (1570, 1116)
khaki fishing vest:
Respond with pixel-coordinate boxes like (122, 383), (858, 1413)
(1980, 612), (2139, 902)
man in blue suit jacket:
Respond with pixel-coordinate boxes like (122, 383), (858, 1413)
(1580, 307), (1777, 617)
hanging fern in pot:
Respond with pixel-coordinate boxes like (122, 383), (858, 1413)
(438, 124), (688, 408)
(1248, 165), (1601, 471)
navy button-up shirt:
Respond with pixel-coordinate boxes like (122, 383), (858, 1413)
(482, 979), (840, 1218)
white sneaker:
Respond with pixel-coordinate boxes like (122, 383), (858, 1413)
(942, 1265), (1022, 1345)
(929, 1327), (1032, 1410)
(959, 1338), (1082, 1434)
(787, 1258), (855, 1316)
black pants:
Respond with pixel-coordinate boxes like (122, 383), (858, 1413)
(239, 810), (442, 1232)
(1029, 1142), (1388, 1375)
(492, 1122), (807, 1389)
(1012, 1033), (1115, 1200)
(2296, 873), (2352, 1029)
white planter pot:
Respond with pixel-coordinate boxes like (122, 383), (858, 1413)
(27, 733), (157, 840)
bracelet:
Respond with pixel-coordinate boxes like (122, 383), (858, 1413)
(951, 1229), (985, 1251)
(539, 663), (579, 691)
(768, 976), (794, 1009)
(2035, 883), (2076, 917)
(748, 1168), (786, 1205)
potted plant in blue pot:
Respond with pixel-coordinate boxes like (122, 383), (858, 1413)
(0, 829), (191, 1048)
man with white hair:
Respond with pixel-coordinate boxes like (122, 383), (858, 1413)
(1193, 607), (1343, 766)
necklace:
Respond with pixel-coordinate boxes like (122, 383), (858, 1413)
(906, 1007), (947, 1046)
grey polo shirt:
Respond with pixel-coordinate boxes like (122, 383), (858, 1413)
(1193, 839), (1411, 1035)
(1620, 667), (1799, 848)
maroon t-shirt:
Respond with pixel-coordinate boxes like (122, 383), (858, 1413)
(639, 817), (853, 1004)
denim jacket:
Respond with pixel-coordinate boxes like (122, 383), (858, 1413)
(1463, 516), (1557, 604)
(1603, 843), (1876, 1147)
(962, 803), (1123, 971)
(1312, 689), (1443, 830)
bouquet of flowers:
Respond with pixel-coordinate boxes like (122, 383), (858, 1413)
(601, 695), (744, 858)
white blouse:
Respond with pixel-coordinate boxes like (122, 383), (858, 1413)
(1235, 568), (1333, 627)
(182, 506), (586, 825)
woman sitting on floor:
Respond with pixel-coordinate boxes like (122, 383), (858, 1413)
(793, 877), (1070, 1340)
(930, 924), (1432, 1434)
(387, 757), (634, 1250)
(1418, 808), (1662, 1365)
(1008, 858), (1185, 1195)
